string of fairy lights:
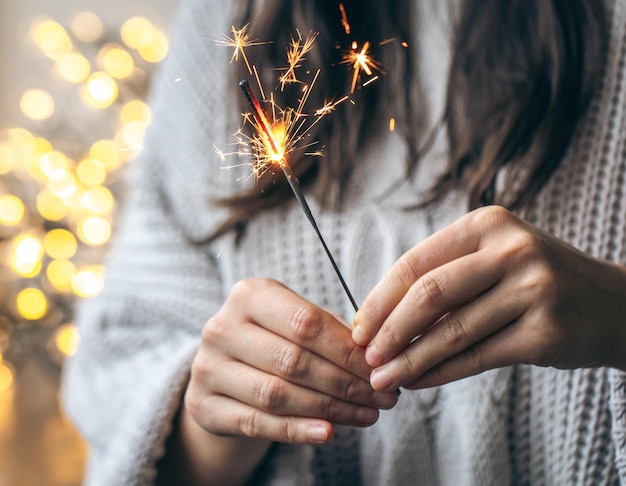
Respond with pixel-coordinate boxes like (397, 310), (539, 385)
(0, 12), (169, 395)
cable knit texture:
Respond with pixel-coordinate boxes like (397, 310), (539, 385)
(63, 0), (626, 484)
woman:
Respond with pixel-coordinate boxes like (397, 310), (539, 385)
(64, 0), (626, 484)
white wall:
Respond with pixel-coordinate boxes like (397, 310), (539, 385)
(0, 0), (181, 127)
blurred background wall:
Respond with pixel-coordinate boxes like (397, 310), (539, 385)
(0, 0), (180, 484)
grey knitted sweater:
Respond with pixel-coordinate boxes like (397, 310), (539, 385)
(63, 0), (626, 484)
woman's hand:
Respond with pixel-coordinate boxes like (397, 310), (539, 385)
(185, 278), (398, 444)
(352, 206), (626, 392)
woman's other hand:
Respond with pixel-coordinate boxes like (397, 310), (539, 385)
(352, 206), (626, 392)
(186, 278), (398, 445)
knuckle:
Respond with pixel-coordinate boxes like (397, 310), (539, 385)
(470, 205), (513, 231)
(342, 374), (365, 401)
(438, 313), (470, 348)
(464, 345), (486, 374)
(257, 377), (288, 412)
(414, 272), (447, 310)
(521, 263), (559, 301)
(288, 305), (322, 342)
(201, 316), (224, 347)
(275, 344), (306, 379)
(322, 396), (338, 421)
(395, 255), (423, 287)
(283, 419), (300, 443)
(380, 320), (404, 348)
(239, 409), (263, 439)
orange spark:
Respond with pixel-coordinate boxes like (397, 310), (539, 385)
(280, 33), (318, 90)
(339, 3), (351, 35)
(342, 41), (382, 93)
(216, 24), (268, 75)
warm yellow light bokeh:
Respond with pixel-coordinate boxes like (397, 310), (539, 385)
(120, 100), (152, 126)
(71, 266), (104, 298)
(81, 72), (119, 109)
(44, 229), (78, 259)
(16, 288), (48, 320)
(10, 234), (44, 278)
(20, 89), (55, 121)
(121, 17), (154, 49)
(0, 146), (15, 174)
(47, 169), (77, 199)
(56, 53), (91, 83)
(47, 259), (76, 292)
(138, 30), (169, 63)
(71, 11), (103, 43)
(30, 19), (73, 60)
(36, 190), (68, 221)
(100, 45), (135, 79)
(77, 217), (111, 246)
(55, 324), (80, 356)
(83, 186), (114, 214)
(89, 140), (120, 170)
(0, 364), (13, 393)
(0, 195), (25, 226)
(39, 151), (68, 176)
(76, 158), (106, 187)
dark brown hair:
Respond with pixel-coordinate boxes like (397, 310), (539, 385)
(211, 0), (606, 240)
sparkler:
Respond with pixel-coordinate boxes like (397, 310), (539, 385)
(239, 80), (359, 312)
(218, 4), (396, 312)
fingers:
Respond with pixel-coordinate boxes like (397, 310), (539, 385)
(360, 248), (505, 369)
(189, 394), (335, 445)
(208, 360), (381, 427)
(366, 282), (526, 391)
(403, 319), (536, 389)
(231, 278), (373, 380)
(353, 212), (483, 347)
(216, 320), (397, 409)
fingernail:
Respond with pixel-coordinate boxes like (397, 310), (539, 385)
(365, 345), (384, 367)
(355, 407), (379, 424)
(309, 425), (328, 444)
(370, 368), (394, 392)
(352, 325), (368, 346)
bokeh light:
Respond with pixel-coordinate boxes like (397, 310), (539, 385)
(39, 151), (68, 176)
(56, 53), (91, 83)
(71, 266), (105, 298)
(90, 139), (120, 170)
(36, 190), (68, 221)
(0, 145), (16, 174)
(20, 89), (55, 121)
(138, 30), (168, 63)
(0, 363), (14, 393)
(0, 195), (25, 226)
(10, 234), (44, 278)
(55, 324), (80, 356)
(77, 217), (111, 246)
(120, 100), (152, 126)
(47, 259), (76, 292)
(30, 19), (73, 60)
(16, 288), (48, 320)
(83, 186), (114, 214)
(44, 229), (77, 259)
(81, 72), (119, 109)
(99, 44), (135, 79)
(71, 12), (103, 43)
(47, 169), (77, 199)
(76, 158), (106, 187)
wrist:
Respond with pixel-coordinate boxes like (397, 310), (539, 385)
(158, 405), (272, 486)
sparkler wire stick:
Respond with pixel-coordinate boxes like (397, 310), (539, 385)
(239, 80), (359, 312)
